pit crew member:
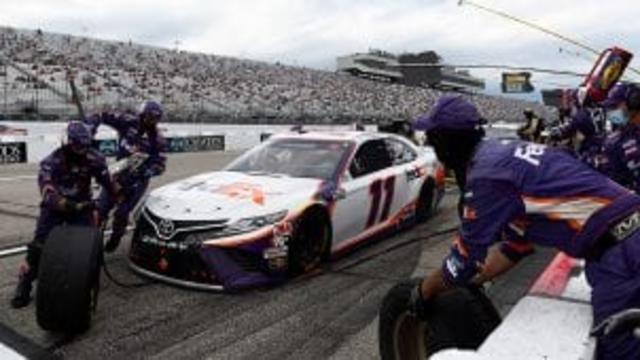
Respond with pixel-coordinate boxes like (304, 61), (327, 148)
(413, 95), (640, 360)
(86, 100), (167, 253)
(599, 83), (640, 194)
(10, 121), (114, 308)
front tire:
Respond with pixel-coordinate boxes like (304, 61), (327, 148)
(288, 208), (331, 275)
(36, 225), (102, 333)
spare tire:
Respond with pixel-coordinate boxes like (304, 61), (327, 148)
(378, 280), (501, 359)
(36, 225), (102, 333)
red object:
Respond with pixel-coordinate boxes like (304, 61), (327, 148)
(583, 47), (633, 103)
(529, 253), (577, 297)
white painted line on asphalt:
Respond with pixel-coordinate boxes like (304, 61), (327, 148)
(0, 175), (37, 183)
(0, 225), (135, 259)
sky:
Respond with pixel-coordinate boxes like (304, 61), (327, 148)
(1, 0), (639, 101)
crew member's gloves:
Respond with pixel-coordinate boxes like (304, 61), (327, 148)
(59, 199), (94, 213)
(591, 309), (640, 338)
(143, 168), (156, 179)
(73, 201), (95, 212)
(408, 284), (431, 320)
(549, 127), (563, 141)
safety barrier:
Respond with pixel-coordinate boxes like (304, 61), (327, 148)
(0, 134), (225, 164)
(94, 135), (225, 157)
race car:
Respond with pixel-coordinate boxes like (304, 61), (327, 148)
(128, 131), (446, 291)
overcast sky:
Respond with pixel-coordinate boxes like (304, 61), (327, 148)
(1, 0), (639, 100)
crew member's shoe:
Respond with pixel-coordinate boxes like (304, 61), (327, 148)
(104, 236), (121, 253)
(10, 276), (33, 309)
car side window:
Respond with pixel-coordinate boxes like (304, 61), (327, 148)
(349, 139), (393, 178)
(386, 138), (417, 165)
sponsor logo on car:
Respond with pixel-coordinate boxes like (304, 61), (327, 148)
(158, 218), (175, 238)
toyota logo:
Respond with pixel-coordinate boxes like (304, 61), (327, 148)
(158, 219), (175, 238)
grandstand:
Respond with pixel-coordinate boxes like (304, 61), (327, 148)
(0, 26), (554, 124)
(337, 50), (486, 92)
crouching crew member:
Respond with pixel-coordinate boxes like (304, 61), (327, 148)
(11, 121), (114, 308)
(413, 95), (640, 360)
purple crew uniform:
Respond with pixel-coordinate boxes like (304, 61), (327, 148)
(551, 108), (606, 169)
(91, 112), (167, 244)
(442, 139), (640, 360)
(27, 148), (111, 277)
(600, 124), (640, 194)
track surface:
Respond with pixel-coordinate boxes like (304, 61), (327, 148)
(0, 151), (553, 359)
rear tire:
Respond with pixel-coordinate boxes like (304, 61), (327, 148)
(288, 208), (331, 275)
(415, 182), (434, 223)
(36, 225), (102, 334)
(378, 280), (501, 360)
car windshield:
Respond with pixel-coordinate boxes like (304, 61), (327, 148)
(225, 138), (351, 180)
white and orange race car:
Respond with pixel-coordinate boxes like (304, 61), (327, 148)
(128, 130), (446, 291)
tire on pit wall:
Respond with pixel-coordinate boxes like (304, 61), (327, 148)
(378, 279), (501, 360)
(287, 206), (332, 275)
(36, 225), (102, 333)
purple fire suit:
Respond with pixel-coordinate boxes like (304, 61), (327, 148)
(551, 108), (606, 169)
(27, 147), (112, 277)
(600, 124), (640, 194)
(442, 139), (640, 360)
(89, 112), (166, 244)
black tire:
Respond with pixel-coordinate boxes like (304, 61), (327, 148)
(379, 280), (501, 360)
(36, 225), (102, 333)
(415, 181), (434, 223)
(379, 280), (428, 360)
(288, 208), (331, 275)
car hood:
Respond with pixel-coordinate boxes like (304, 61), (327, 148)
(144, 171), (323, 221)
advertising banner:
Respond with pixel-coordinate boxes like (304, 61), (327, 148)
(0, 142), (27, 164)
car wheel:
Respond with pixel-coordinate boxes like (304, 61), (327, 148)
(288, 208), (331, 275)
(378, 280), (501, 360)
(415, 181), (434, 223)
(36, 225), (102, 334)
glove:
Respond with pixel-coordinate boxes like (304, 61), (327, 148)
(549, 127), (563, 141)
(73, 201), (95, 212)
(408, 284), (431, 320)
(143, 168), (156, 179)
(591, 309), (640, 338)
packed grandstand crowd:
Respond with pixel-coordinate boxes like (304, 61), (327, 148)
(0, 26), (554, 123)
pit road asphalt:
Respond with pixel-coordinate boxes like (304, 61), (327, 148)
(0, 151), (553, 359)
